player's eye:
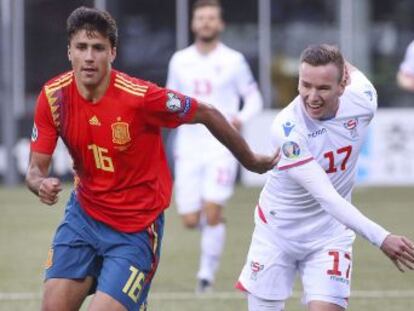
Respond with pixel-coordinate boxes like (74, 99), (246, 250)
(76, 44), (87, 50)
(94, 45), (106, 51)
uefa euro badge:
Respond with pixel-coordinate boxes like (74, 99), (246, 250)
(166, 92), (182, 112)
(111, 117), (131, 145)
(31, 123), (38, 142)
(282, 141), (301, 159)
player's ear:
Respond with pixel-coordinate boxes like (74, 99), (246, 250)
(110, 47), (117, 63)
(338, 79), (346, 96)
(67, 45), (72, 62)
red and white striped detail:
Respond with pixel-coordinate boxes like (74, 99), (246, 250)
(278, 157), (313, 171)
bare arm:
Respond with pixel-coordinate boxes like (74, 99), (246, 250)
(396, 71), (414, 92)
(191, 102), (279, 174)
(26, 151), (62, 205)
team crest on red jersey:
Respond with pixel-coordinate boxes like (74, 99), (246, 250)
(111, 117), (131, 145)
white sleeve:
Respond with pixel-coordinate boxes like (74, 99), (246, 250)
(237, 86), (263, 123)
(235, 56), (263, 123)
(400, 41), (414, 76)
(166, 54), (180, 91)
(287, 160), (390, 247)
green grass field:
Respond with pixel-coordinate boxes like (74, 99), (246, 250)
(1, 185), (413, 310)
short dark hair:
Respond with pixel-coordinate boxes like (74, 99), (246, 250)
(192, 0), (223, 18)
(300, 44), (344, 82)
(67, 6), (118, 48)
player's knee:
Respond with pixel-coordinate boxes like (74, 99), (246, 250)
(247, 293), (285, 311)
(182, 215), (199, 229)
(205, 214), (221, 226)
(42, 296), (65, 311)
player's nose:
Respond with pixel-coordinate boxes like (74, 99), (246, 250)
(85, 47), (94, 61)
(307, 89), (319, 101)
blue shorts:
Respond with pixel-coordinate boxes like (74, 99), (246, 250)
(45, 192), (164, 310)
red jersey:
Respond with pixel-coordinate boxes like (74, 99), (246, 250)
(31, 69), (198, 232)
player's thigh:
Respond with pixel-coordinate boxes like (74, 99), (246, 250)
(174, 157), (203, 214)
(45, 224), (100, 281)
(238, 222), (297, 301)
(45, 194), (103, 281)
(97, 214), (164, 310)
(42, 277), (93, 311)
(247, 293), (286, 311)
(300, 232), (354, 309)
(88, 291), (127, 311)
(308, 300), (345, 311)
(202, 155), (238, 204)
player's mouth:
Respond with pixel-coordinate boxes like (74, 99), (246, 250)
(81, 67), (98, 77)
(307, 102), (323, 111)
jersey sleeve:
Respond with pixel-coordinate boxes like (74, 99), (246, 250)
(30, 88), (58, 154)
(142, 83), (198, 128)
(287, 159), (390, 247)
(399, 41), (414, 76)
(345, 70), (378, 117)
(166, 54), (180, 91)
(235, 55), (263, 123)
(270, 116), (314, 170)
(235, 55), (258, 97)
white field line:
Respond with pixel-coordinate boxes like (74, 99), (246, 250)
(1, 290), (414, 301)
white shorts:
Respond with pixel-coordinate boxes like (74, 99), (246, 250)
(237, 207), (356, 309)
(174, 153), (238, 215)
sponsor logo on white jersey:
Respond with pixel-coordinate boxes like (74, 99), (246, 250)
(344, 118), (359, 139)
(308, 128), (327, 138)
(250, 261), (264, 280)
(283, 121), (295, 137)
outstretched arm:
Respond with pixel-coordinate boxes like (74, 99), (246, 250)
(288, 160), (414, 272)
(26, 151), (62, 205)
(191, 102), (279, 174)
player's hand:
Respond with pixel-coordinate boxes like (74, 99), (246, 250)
(38, 177), (62, 206)
(380, 234), (414, 272)
(248, 149), (281, 174)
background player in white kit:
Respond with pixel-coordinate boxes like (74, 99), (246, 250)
(237, 44), (414, 311)
(397, 40), (414, 92)
(166, 0), (263, 292)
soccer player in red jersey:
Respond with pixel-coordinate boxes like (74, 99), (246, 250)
(25, 6), (279, 311)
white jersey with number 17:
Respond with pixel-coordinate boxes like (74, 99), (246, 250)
(166, 43), (261, 158)
(259, 71), (388, 244)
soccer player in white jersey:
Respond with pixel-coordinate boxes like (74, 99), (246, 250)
(397, 41), (414, 92)
(166, 0), (263, 292)
(237, 44), (414, 311)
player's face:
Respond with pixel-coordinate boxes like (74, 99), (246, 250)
(191, 6), (224, 43)
(68, 29), (116, 88)
(298, 62), (345, 120)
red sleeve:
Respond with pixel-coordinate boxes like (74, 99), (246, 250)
(142, 84), (198, 128)
(30, 88), (58, 154)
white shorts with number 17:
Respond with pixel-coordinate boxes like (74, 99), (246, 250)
(237, 207), (356, 309)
